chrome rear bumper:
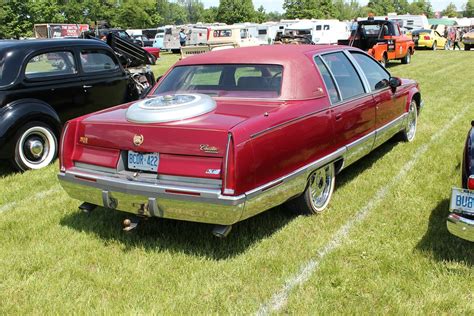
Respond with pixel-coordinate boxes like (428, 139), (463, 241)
(447, 212), (474, 242)
(58, 169), (245, 225)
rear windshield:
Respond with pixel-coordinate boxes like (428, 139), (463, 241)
(154, 64), (283, 99)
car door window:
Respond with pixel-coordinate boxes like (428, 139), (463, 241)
(321, 52), (365, 100)
(350, 52), (390, 91)
(314, 56), (340, 104)
(80, 50), (119, 73)
(25, 51), (76, 79)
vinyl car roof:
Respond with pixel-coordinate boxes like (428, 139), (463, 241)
(174, 45), (354, 100)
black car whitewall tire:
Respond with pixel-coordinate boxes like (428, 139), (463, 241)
(289, 163), (335, 214)
(402, 100), (417, 142)
(12, 122), (58, 171)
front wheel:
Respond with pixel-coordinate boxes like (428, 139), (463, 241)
(465, 44), (471, 51)
(12, 121), (58, 171)
(287, 163), (335, 215)
(401, 100), (417, 142)
(432, 41), (437, 50)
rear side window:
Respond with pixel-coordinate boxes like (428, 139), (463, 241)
(350, 52), (390, 91)
(320, 52), (365, 100)
(25, 51), (76, 79)
(80, 50), (119, 73)
(315, 56), (340, 104)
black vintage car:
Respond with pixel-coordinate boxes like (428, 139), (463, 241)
(0, 39), (154, 171)
(448, 121), (474, 242)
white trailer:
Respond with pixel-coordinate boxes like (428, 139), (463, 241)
(284, 19), (350, 44)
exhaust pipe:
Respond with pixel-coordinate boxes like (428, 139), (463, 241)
(212, 225), (232, 238)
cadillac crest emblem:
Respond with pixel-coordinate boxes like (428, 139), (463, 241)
(133, 134), (144, 146)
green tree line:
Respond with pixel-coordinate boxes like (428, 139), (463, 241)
(1, 0), (473, 39)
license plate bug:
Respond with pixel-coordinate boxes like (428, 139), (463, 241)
(128, 151), (159, 172)
(450, 187), (474, 214)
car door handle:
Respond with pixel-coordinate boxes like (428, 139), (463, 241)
(335, 114), (342, 121)
(83, 85), (93, 89)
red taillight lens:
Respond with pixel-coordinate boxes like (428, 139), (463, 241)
(59, 120), (77, 172)
(223, 133), (235, 195)
(468, 176), (474, 190)
(423, 35), (430, 40)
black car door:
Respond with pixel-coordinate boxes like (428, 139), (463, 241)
(21, 49), (84, 121)
(78, 47), (130, 113)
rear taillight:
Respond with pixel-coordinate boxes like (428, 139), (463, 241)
(59, 120), (77, 172)
(423, 35), (430, 40)
(468, 176), (474, 190)
(223, 133), (235, 195)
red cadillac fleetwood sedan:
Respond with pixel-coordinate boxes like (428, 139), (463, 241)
(58, 45), (422, 236)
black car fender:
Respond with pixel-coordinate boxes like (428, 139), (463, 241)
(0, 99), (62, 158)
(462, 122), (474, 188)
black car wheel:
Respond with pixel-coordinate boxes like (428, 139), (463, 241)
(12, 121), (58, 171)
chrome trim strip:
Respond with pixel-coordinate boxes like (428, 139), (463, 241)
(75, 162), (116, 174)
(245, 147), (346, 199)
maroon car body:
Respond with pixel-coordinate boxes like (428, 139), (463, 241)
(58, 45), (422, 233)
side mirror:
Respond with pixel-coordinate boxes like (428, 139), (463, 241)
(157, 75), (163, 82)
(389, 77), (401, 91)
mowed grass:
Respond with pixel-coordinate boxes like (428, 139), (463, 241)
(0, 50), (473, 314)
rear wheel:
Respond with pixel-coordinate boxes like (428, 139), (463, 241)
(287, 163), (335, 215)
(401, 100), (417, 142)
(12, 121), (58, 171)
(401, 51), (411, 64)
(465, 44), (471, 51)
(444, 42), (449, 50)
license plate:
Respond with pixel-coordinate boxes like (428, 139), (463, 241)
(128, 151), (159, 172)
(450, 187), (474, 214)
(413, 36), (418, 40)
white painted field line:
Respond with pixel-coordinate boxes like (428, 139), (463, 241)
(257, 108), (468, 315)
(0, 185), (61, 214)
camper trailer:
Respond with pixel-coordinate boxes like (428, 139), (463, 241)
(256, 22), (279, 44)
(284, 20), (350, 44)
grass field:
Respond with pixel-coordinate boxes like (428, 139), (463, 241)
(0, 50), (473, 314)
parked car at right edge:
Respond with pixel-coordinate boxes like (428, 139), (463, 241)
(448, 121), (474, 242)
(462, 30), (474, 50)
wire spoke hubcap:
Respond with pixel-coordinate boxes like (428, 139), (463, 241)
(309, 165), (333, 210)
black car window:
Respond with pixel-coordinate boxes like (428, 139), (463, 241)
(314, 56), (340, 104)
(80, 50), (119, 73)
(350, 52), (390, 91)
(321, 52), (365, 100)
(25, 51), (76, 79)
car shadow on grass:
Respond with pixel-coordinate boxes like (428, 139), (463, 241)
(0, 161), (16, 177)
(416, 198), (473, 266)
(336, 136), (399, 189)
(60, 204), (298, 260)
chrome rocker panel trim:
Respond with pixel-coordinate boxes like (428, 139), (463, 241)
(447, 213), (474, 242)
(58, 113), (410, 225)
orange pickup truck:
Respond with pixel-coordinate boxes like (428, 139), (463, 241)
(338, 18), (415, 67)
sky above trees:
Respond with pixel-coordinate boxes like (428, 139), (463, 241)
(200, 0), (469, 12)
